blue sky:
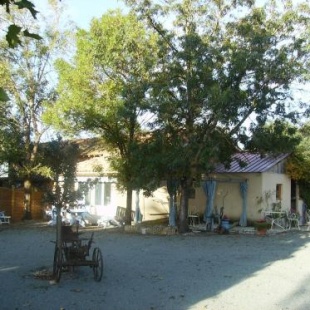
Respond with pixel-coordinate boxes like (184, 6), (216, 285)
(33, 0), (127, 29)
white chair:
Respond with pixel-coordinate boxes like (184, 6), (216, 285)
(0, 211), (11, 224)
(263, 209), (287, 230)
(287, 211), (300, 230)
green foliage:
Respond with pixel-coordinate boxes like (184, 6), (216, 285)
(286, 123), (310, 185)
(0, 27), (56, 182)
(123, 0), (310, 232)
(0, 0), (41, 100)
(1, 0), (42, 48)
(0, 0), (71, 173)
(45, 1), (309, 231)
(0, 1), (75, 218)
(125, 0), (309, 168)
(0, 114), (24, 167)
(45, 10), (161, 224)
(298, 181), (310, 208)
(41, 136), (80, 207)
(6, 25), (42, 47)
(0, 88), (9, 101)
(2, 0), (38, 18)
(245, 120), (301, 154)
(46, 11), (160, 189)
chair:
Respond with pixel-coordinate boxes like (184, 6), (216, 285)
(287, 211), (300, 230)
(188, 207), (200, 227)
(306, 211), (310, 231)
(0, 211), (11, 224)
(263, 209), (287, 230)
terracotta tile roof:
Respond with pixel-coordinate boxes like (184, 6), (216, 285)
(214, 153), (290, 173)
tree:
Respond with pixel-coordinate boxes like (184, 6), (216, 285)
(124, 0), (310, 232)
(286, 123), (310, 205)
(0, 0), (73, 219)
(44, 10), (160, 225)
(244, 120), (301, 154)
(41, 137), (80, 209)
(0, 99), (23, 164)
(0, 0), (41, 101)
(40, 136), (79, 249)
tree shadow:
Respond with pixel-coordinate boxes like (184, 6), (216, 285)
(100, 230), (310, 310)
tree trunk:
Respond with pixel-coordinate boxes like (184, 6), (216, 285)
(56, 204), (62, 250)
(23, 178), (32, 220)
(167, 179), (178, 227)
(135, 189), (142, 223)
(169, 193), (177, 227)
(178, 178), (190, 233)
(125, 185), (133, 225)
(55, 182), (63, 249)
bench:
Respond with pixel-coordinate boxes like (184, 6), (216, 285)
(115, 206), (135, 225)
(0, 211), (11, 224)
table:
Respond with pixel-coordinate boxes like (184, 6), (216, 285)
(262, 210), (288, 230)
(188, 214), (200, 226)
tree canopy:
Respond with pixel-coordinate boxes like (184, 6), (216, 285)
(124, 0), (310, 232)
(45, 0), (310, 232)
(245, 120), (301, 154)
(285, 122), (310, 206)
(0, 0), (74, 218)
(44, 10), (161, 224)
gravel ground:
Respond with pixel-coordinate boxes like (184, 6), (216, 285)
(1, 222), (310, 310)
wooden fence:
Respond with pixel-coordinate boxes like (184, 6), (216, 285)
(0, 187), (44, 222)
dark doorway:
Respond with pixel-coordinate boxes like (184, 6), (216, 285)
(291, 180), (297, 212)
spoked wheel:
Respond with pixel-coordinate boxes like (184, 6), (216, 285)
(92, 247), (103, 282)
(53, 246), (63, 282)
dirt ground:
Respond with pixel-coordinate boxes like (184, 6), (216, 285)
(1, 221), (310, 310)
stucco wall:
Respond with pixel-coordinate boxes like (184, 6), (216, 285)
(261, 172), (291, 212)
(204, 172), (292, 223)
(193, 174), (263, 222)
(80, 181), (170, 222)
(76, 170), (292, 224)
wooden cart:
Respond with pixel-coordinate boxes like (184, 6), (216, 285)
(53, 225), (103, 282)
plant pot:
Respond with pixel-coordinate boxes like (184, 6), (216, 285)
(256, 228), (268, 236)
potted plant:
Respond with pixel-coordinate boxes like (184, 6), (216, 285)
(254, 219), (271, 235)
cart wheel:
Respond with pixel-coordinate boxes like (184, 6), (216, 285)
(53, 246), (63, 282)
(92, 247), (103, 282)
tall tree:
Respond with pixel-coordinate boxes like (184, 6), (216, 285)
(44, 10), (160, 225)
(0, 0), (73, 219)
(125, 0), (310, 232)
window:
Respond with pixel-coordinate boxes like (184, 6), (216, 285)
(78, 182), (91, 205)
(104, 183), (111, 206)
(85, 190), (91, 205)
(276, 184), (282, 201)
(95, 183), (103, 205)
(78, 180), (112, 207)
